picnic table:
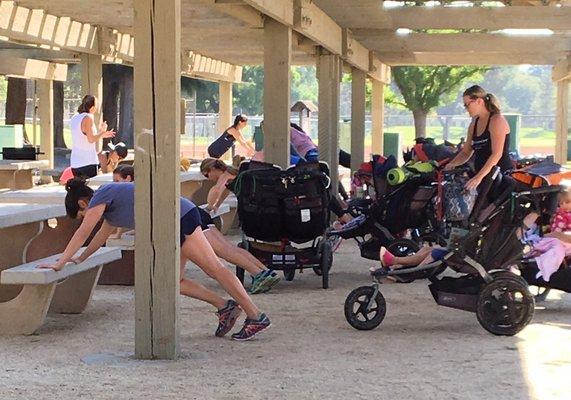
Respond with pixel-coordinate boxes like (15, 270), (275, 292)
(0, 160), (48, 190)
(87, 168), (211, 202)
(0, 184), (70, 204)
(0, 202), (80, 304)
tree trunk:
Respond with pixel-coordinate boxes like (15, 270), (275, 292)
(102, 64), (120, 148)
(53, 81), (66, 148)
(412, 109), (427, 138)
(118, 66), (134, 147)
(5, 77), (29, 142)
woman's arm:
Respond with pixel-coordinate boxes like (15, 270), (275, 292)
(228, 128), (255, 156)
(207, 177), (231, 211)
(74, 220), (116, 262)
(465, 115), (509, 190)
(444, 121), (474, 170)
(81, 116), (115, 144)
(39, 204), (106, 271)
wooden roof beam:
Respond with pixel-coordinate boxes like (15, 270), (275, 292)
(378, 51), (561, 66)
(553, 55), (571, 82)
(0, 56), (67, 80)
(356, 6), (571, 31)
(356, 31), (571, 54)
(181, 50), (243, 82)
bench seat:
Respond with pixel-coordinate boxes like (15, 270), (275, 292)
(0, 247), (122, 335)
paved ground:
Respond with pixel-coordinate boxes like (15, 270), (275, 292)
(1, 236), (570, 400)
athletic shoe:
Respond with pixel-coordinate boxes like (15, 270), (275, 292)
(255, 271), (281, 294)
(249, 272), (265, 294)
(250, 270), (280, 294)
(379, 246), (395, 267)
(215, 299), (242, 337)
(231, 313), (271, 341)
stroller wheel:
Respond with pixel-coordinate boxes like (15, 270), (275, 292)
(344, 286), (386, 330)
(476, 271), (535, 336)
(320, 241), (333, 289)
(283, 268), (296, 281)
(531, 286), (551, 303)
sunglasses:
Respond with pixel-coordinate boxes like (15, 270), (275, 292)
(463, 99), (476, 109)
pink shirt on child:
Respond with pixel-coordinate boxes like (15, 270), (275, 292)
(550, 208), (571, 233)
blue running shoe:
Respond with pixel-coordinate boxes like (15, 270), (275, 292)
(231, 313), (271, 341)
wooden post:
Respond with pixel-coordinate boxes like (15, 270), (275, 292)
(351, 68), (366, 174)
(134, 0), (181, 360)
(181, 99), (186, 135)
(81, 54), (103, 128)
(218, 81), (233, 132)
(37, 80), (54, 169)
(317, 49), (341, 196)
(554, 80), (569, 164)
(263, 18), (291, 168)
(371, 79), (385, 156)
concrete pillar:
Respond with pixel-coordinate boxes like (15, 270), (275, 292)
(351, 68), (366, 173)
(317, 50), (341, 196)
(371, 79), (385, 156)
(263, 18), (291, 168)
(134, 0), (181, 360)
(37, 80), (54, 169)
(555, 80), (569, 164)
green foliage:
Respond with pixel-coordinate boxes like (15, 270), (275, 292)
(233, 65), (264, 115)
(392, 66), (487, 113)
(291, 66), (318, 103)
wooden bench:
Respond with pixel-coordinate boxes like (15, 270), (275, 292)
(0, 247), (122, 335)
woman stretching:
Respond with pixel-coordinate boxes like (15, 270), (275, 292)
(200, 158), (280, 293)
(208, 114), (255, 159)
(40, 179), (271, 341)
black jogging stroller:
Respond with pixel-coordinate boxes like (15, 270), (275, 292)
(344, 166), (563, 336)
(231, 160), (335, 289)
(329, 155), (440, 261)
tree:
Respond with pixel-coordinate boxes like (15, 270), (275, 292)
(233, 66), (264, 115)
(391, 66), (487, 138)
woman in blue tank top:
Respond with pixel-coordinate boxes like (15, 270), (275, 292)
(39, 179), (271, 341)
(208, 114), (255, 159)
(445, 85), (511, 190)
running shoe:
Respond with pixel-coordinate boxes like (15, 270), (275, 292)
(215, 299), (242, 337)
(231, 313), (271, 341)
(249, 271), (266, 294)
(255, 270), (281, 294)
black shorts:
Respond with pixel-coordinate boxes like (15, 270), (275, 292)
(72, 164), (98, 179)
(180, 207), (202, 246)
(197, 207), (215, 230)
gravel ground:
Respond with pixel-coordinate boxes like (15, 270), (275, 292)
(1, 236), (570, 400)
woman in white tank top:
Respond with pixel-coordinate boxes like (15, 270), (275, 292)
(70, 95), (115, 179)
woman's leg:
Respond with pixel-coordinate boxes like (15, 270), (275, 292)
(179, 253), (226, 310)
(182, 227), (261, 319)
(203, 228), (265, 275)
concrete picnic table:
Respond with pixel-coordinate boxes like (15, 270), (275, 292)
(0, 184), (72, 204)
(0, 202), (81, 304)
(0, 159), (48, 190)
(87, 168), (212, 203)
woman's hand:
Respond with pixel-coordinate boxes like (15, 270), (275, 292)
(99, 120), (108, 132)
(465, 175), (482, 191)
(38, 262), (65, 271)
(101, 129), (115, 139)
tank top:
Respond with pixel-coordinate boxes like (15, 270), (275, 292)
(471, 113), (512, 173)
(208, 130), (236, 158)
(70, 112), (98, 168)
